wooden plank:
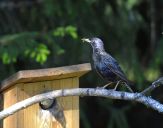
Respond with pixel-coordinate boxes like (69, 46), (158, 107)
(3, 86), (18, 128)
(37, 81), (53, 128)
(23, 82), (34, 128)
(17, 83), (25, 128)
(51, 79), (63, 128)
(60, 78), (73, 128)
(23, 82), (45, 128)
(72, 77), (79, 128)
(1, 63), (91, 92)
(42, 80), (52, 92)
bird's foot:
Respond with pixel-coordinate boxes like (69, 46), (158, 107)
(96, 86), (104, 89)
(113, 80), (121, 91)
(102, 82), (113, 89)
(122, 82), (134, 93)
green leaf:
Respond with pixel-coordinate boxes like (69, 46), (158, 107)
(57, 49), (65, 55)
(30, 51), (36, 58)
(65, 26), (78, 39)
(2, 52), (11, 64)
(53, 27), (65, 37)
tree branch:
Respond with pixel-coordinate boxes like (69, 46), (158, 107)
(141, 77), (163, 94)
(0, 86), (163, 120)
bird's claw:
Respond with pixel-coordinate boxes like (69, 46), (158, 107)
(96, 86), (104, 89)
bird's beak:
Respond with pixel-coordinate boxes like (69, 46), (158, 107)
(81, 38), (91, 43)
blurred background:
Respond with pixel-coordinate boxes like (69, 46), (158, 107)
(0, 0), (163, 127)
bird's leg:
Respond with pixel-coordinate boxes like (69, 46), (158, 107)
(113, 80), (121, 91)
(102, 82), (113, 88)
(123, 82), (134, 93)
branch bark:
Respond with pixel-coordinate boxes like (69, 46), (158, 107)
(0, 87), (163, 120)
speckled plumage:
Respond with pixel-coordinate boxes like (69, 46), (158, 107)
(86, 37), (130, 84)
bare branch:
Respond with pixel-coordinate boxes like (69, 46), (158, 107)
(0, 87), (163, 120)
(141, 77), (163, 95)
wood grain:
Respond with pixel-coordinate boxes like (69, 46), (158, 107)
(1, 63), (91, 92)
(3, 86), (17, 128)
(72, 77), (79, 128)
(2, 63), (89, 128)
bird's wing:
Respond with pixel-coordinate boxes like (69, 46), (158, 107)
(94, 66), (108, 81)
(103, 56), (129, 83)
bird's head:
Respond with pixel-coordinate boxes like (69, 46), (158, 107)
(82, 37), (104, 51)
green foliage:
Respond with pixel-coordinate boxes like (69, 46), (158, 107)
(25, 43), (50, 64)
(53, 25), (78, 39)
(1, 52), (16, 64)
(125, 0), (140, 10)
(43, 0), (56, 17)
(0, 25), (78, 65)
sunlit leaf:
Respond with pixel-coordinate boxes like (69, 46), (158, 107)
(2, 52), (11, 64)
(53, 27), (65, 37)
(65, 26), (78, 39)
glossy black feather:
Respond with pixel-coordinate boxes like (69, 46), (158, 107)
(89, 37), (130, 84)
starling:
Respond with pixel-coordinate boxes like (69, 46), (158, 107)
(82, 37), (133, 92)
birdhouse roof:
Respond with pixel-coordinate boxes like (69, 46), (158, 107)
(0, 63), (91, 92)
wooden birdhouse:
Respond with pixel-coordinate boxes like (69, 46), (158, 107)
(0, 63), (91, 128)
